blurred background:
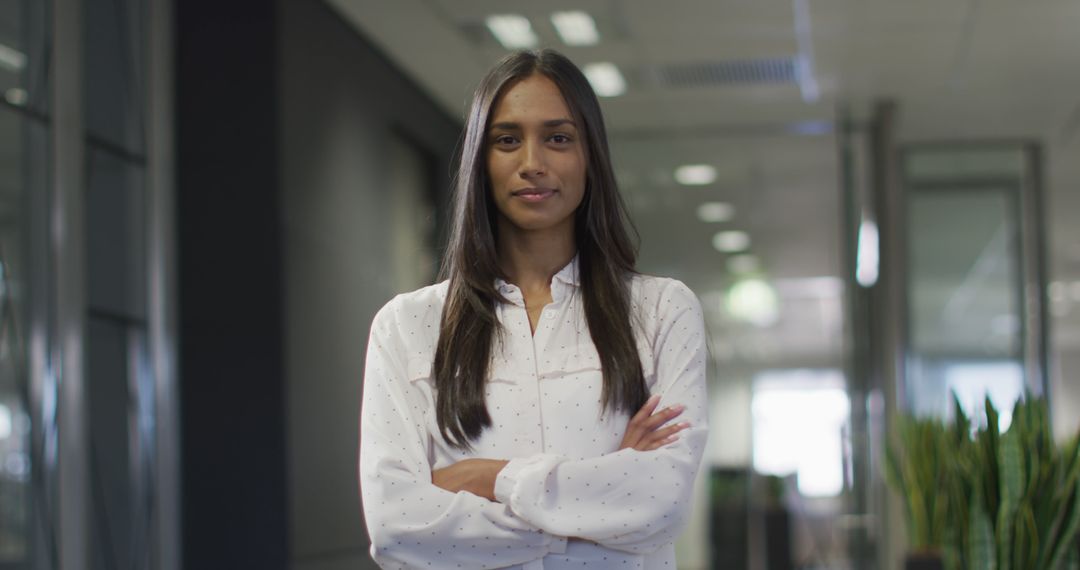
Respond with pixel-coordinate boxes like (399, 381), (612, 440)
(0, 0), (1078, 568)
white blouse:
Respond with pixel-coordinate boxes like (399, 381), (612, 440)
(359, 258), (708, 569)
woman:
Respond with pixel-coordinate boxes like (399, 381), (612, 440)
(360, 49), (708, 569)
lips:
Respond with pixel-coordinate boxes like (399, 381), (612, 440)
(512, 187), (557, 202)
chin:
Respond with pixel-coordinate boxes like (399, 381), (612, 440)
(506, 212), (572, 233)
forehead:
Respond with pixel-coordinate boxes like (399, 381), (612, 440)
(490, 74), (573, 124)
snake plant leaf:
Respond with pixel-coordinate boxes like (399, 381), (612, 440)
(1036, 437), (1080, 569)
(998, 498), (1015, 570)
(1001, 428), (1026, 502)
(885, 436), (920, 548)
(998, 429), (1026, 569)
(890, 396), (1080, 570)
(885, 439), (905, 495)
(1062, 435), (1080, 492)
(984, 396), (1002, 518)
(1046, 480), (1080, 570)
(1017, 502), (1038, 570)
(970, 500), (997, 570)
(953, 392), (970, 436)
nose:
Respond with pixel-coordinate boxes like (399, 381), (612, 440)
(518, 139), (546, 178)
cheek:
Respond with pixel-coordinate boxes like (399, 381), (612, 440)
(567, 155), (588, 200)
(486, 155), (508, 194)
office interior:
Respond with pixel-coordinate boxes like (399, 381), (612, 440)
(1, 0), (1078, 568)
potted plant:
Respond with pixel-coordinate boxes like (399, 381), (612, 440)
(885, 407), (965, 570)
(760, 474), (792, 570)
(957, 396), (1080, 570)
(887, 394), (1080, 570)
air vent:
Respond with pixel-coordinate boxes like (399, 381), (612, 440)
(649, 58), (798, 89)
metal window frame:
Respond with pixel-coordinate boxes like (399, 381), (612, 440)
(896, 141), (1048, 400)
(52, 0), (89, 567)
(40, 0), (179, 567)
(147, 0), (180, 567)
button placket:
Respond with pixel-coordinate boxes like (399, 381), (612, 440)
(529, 294), (569, 453)
(503, 294), (545, 454)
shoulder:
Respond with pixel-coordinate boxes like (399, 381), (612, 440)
(370, 281), (449, 340)
(628, 273), (704, 351)
(629, 273), (702, 319)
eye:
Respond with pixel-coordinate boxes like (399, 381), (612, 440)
(493, 134), (518, 146)
(550, 134), (572, 144)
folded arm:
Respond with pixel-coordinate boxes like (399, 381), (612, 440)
(359, 302), (567, 569)
(493, 281), (709, 554)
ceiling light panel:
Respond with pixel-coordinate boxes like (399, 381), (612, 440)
(485, 14), (538, 49)
(4, 88), (28, 106)
(675, 164), (717, 186)
(0, 44), (27, 71)
(727, 278), (779, 327)
(697, 202), (735, 223)
(583, 62), (625, 97)
(551, 11), (599, 46)
(713, 230), (751, 253)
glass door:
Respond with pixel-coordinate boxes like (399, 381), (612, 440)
(900, 145), (1046, 417)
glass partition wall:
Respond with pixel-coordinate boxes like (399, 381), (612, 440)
(901, 145), (1047, 419)
(841, 99), (1049, 569)
(0, 0), (50, 566)
(0, 0), (177, 568)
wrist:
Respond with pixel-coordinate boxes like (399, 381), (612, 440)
(484, 459), (509, 501)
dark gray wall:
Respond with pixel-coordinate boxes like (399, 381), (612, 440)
(178, 1), (460, 565)
(277, 1), (460, 569)
(176, 1), (289, 569)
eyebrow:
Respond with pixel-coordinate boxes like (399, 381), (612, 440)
(489, 118), (577, 131)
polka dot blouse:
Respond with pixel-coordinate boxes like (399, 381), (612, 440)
(359, 257), (709, 569)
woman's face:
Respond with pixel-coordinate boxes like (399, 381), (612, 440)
(486, 73), (587, 236)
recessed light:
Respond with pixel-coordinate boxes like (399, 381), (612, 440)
(0, 43), (27, 72)
(726, 278), (779, 327)
(713, 231), (750, 253)
(485, 15), (538, 49)
(696, 202), (734, 223)
(4, 88), (28, 106)
(550, 11), (599, 46)
(582, 62), (625, 97)
(675, 164), (716, 186)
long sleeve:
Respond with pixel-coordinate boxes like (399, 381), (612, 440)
(493, 280), (709, 555)
(359, 300), (567, 569)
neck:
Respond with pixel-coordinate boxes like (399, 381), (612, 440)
(496, 219), (576, 294)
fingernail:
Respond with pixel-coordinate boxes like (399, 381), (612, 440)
(649, 394), (660, 403)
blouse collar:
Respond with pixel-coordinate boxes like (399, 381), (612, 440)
(494, 254), (580, 298)
(552, 254), (581, 287)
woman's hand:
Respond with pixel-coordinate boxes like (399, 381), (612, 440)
(619, 394), (690, 451)
(432, 458), (509, 501)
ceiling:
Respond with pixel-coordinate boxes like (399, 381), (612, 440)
(325, 0), (1080, 365)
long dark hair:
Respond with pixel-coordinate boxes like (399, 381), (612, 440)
(434, 49), (646, 450)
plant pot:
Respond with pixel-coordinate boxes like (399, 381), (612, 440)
(763, 507), (792, 570)
(904, 552), (944, 570)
